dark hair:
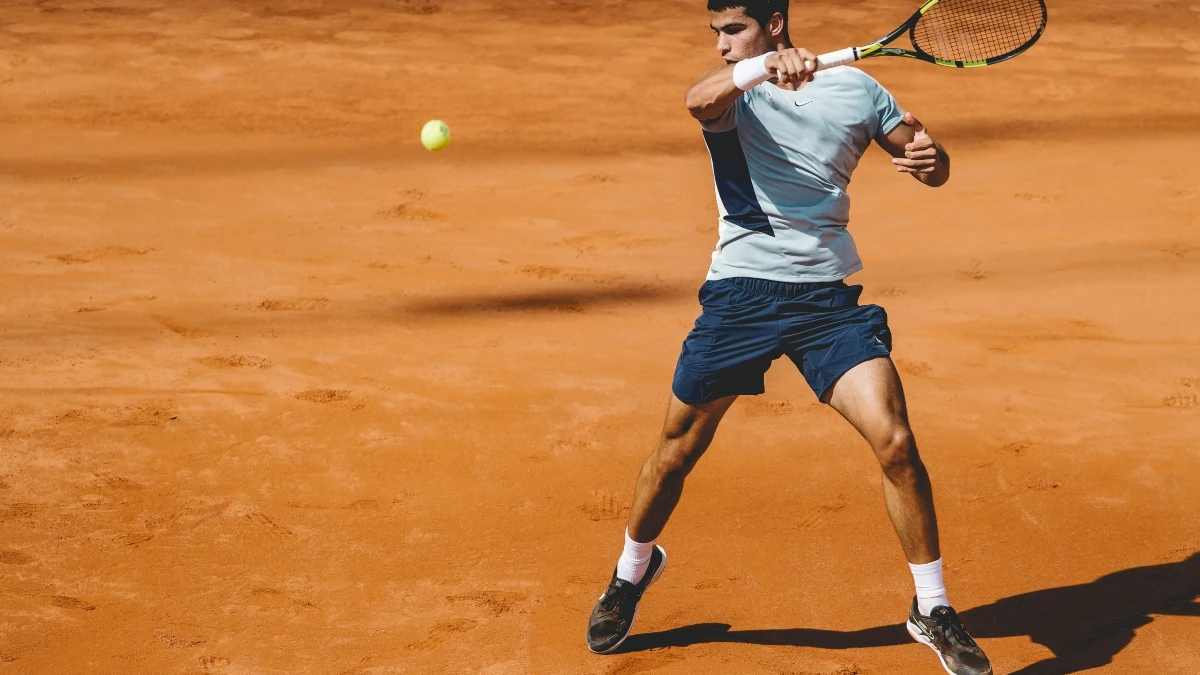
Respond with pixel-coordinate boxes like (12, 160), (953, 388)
(706, 0), (789, 29)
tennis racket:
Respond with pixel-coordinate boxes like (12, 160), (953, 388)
(814, 0), (1047, 71)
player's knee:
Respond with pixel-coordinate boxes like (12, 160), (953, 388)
(876, 427), (920, 481)
(648, 437), (703, 480)
(661, 410), (698, 443)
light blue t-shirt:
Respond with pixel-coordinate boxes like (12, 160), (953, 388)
(700, 66), (904, 282)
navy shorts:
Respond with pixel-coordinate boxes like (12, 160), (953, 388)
(672, 277), (893, 404)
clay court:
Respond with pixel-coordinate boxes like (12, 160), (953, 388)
(1, 0), (1198, 673)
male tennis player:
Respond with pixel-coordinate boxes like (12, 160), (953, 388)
(586, 2), (992, 674)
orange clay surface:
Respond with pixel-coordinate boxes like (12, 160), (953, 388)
(1, 1), (1199, 673)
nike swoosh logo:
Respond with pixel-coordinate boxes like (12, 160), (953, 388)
(795, 100), (813, 107)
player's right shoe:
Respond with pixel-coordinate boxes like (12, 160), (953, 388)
(585, 545), (667, 654)
(907, 596), (992, 675)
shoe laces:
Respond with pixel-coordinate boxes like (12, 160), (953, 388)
(931, 606), (977, 648)
(599, 580), (632, 613)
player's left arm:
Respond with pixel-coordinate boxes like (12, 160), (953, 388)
(876, 111), (950, 188)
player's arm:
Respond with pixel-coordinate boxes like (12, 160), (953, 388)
(685, 47), (818, 121)
(685, 64), (741, 121)
(876, 112), (950, 188)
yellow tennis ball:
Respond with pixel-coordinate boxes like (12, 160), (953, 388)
(421, 120), (451, 151)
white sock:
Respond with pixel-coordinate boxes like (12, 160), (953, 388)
(910, 558), (950, 616)
(615, 529), (655, 584)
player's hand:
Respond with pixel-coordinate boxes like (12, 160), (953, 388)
(766, 46), (817, 85)
(892, 112), (943, 174)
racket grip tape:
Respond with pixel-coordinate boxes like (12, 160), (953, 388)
(814, 47), (858, 71)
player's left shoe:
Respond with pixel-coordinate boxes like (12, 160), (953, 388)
(586, 545), (667, 654)
(906, 597), (993, 675)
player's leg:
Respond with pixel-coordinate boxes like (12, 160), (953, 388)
(780, 282), (990, 674)
(586, 394), (738, 654)
(824, 356), (937, 563)
(587, 279), (779, 654)
(780, 287), (942, 580)
(826, 357), (992, 675)
(626, 393), (738, 543)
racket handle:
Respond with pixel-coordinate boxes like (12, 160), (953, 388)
(815, 47), (858, 71)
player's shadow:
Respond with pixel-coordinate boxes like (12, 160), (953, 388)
(618, 553), (1200, 675)
(402, 283), (685, 316)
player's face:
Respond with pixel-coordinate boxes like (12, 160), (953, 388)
(710, 8), (774, 63)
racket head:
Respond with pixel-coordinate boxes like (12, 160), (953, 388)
(908, 0), (1048, 67)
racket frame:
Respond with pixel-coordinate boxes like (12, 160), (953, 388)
(815, 0), (1048, 70)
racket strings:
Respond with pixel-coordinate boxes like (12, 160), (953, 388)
(912, 0), (1044, 62)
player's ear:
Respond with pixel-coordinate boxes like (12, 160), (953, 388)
(767, 12), (786, 41)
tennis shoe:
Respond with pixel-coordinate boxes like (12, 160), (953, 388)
(907, 597), (992, 675)
(586, 545), (667, 654)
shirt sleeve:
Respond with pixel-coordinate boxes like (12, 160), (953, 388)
(856, 69), (904, 138)
(698, 102), (737, 133)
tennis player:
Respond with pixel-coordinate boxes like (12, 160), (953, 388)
(586, 2), (991, 674)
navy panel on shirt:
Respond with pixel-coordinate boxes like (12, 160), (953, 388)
(702, 129), (774, 238)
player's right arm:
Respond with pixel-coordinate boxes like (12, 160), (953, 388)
(685, 48), (818, 121)
(685, 64), (742, 121)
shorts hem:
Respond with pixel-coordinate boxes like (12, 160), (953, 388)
(672, 383), (765, 405)
(812, 347), (892, 401)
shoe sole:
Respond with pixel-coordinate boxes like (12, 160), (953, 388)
(906, 620), (992, 675)
(587, 546), (668, 655)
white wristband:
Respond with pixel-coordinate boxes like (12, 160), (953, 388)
(732, 53), (773, 91)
